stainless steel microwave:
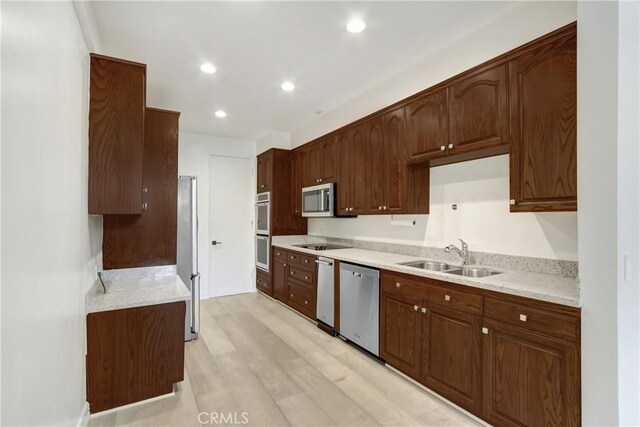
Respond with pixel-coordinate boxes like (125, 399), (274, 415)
(302, 183), (335, 217)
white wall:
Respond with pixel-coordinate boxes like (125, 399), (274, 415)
(578, 1), (640, 425)
(178, 132), (256, 298)
(616, 1), (640, 424)
(291, 1), (577, 147)
(309, 155), (578, 260)
(256, 131), (290, 155)
(1, 2), (102, 425)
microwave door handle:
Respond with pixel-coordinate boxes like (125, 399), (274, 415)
(319, 190), (325, 212)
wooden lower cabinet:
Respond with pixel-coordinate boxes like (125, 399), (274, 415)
(86, 302), (185, 413)
(482, 318), (580, 427)
(256, 268), (272, 296)
(379, 270), (580, 427)
(380, 291), (422, 380)
(421, 303), (482, 414)
(270, 248), (317, 320)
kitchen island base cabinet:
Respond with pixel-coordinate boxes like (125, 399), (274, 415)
(86, 302), (186, 413)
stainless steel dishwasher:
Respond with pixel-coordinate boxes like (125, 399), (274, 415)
(339, 262), (380, 356)
(315, 257), (335, 334)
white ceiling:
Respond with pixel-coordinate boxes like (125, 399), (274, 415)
(91, 1), (519, 141)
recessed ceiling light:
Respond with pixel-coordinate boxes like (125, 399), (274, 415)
(281, 81), (295, 92)
(200, 63), (217, 74)
(214, 110), (226, 118)
(346, 18), (366, 34)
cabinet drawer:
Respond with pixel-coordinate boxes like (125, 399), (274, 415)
(381, 273), (427, 299)
(426, 285), (482, 315)
(256, 270), (272, 295)
(273, 248), (287, 260)
(299, 254), (316, 268)
(286, 252), (300, 263)
(287, 280), (315, 318)
(289, 266), (314, 285)
(484, 297), (579, 342)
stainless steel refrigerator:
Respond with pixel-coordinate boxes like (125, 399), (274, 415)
(177, 176), (200, 341)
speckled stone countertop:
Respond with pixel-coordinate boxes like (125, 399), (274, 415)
(86, 268), (191, 314)
(272, 236), (580, 308)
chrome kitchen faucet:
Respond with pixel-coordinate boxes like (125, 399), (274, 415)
(445, 239), (471, 265)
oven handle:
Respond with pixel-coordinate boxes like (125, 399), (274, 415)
(315, 260), (333, 266)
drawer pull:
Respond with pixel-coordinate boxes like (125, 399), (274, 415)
(482, 327), (489, 334)
(395, 282), (401, 288)
(290, 293), (294, 297)
(277, 252), (281, 256)
(305, 276), (309, 280)
(290, 256), (295, 259)
(413, 305), (419, 311)
(444, 295), (451, 301)
(304, 259), (309, 263)
(421, 307), (427, 314)
(304, 300), (308, 305)
(291, 271), (295, 275)
(519, 314), (527, 322)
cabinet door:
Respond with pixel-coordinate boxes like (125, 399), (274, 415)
(336, 131), (352, 215)
(263, 151), (273, 191)
(421, 303), (481, 415)
(383, 108), (407, 213)
(320, 137), (337, 183)
(272, 258), (288, 301)
(257, 154), (266, 192)
(103, 108), (179, 269)
(448, 64), (508, 154)
(482, 318), (581, 427)
(509, 30), (577, 212)
(405, 89), (449, 161)
(302, 143), (322, 187)
(366, 117), (387, 213)
(351, 125), (368, 214)
(291, 150), (303, 215)
(89, 54), (146, 214)
(380, 291), (422, 380)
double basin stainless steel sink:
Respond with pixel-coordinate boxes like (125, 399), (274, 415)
(398, 260), (501, 278)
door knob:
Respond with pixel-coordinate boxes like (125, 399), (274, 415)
(211, 240), (223, 246)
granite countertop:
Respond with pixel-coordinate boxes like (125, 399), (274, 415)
(86, 272), (191, 314)
(272, 237), (580, 308)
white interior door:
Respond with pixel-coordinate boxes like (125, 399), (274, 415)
(209, 155), (254, 297)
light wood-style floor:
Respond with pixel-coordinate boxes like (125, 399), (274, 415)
(90, 292), (481, 427)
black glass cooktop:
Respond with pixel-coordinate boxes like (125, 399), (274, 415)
(292, 243), (352, 251)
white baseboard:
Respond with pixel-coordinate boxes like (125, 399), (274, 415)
(89, 389), (175, 418)
(77, 401), (90, 427)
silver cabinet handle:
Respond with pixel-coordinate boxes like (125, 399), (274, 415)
(142, 202), (148, 211)
(440, 146), (445, 151)
(304, 300), (308, 305)
(315, 260), (333, 266)
(519, 314), (527, 322)
(142, 187), (148, 193)
(290, 256), (295, 259)
(510, 199), (516, 205)
(444, 295), (451, 301)
(383, 206), (387, 210)
(448, 143), (454, 149)
(290, 293), (294, 297)
(395, 282), (401, 288)
(421, 307), (427, 314)
(413, 305), (419, 311)
(378, 206), (382, 210)
(304, 275), (309, 280)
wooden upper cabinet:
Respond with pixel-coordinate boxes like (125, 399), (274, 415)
(257, 150), (273, 192)
(302, 138), (337, 186)
(421, 303), (482, 415)
(383, 108), (408, 213)
(351, 125), (368, 215)
(406, 88), (449, 162)
(336, 131), (352, 215)
(88, 54), (146, 214)
(448, 64), (508, 154)
(102, 108), (180, 269)
(509, 27), (577, 212)
(482, 318), (581, 427)
(320, 137), (337, 182)
(380, 291), (422, 381)
(291, 150), (303, 215)
(302, 142), (322, 187)
(366, 116), (387, 213)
